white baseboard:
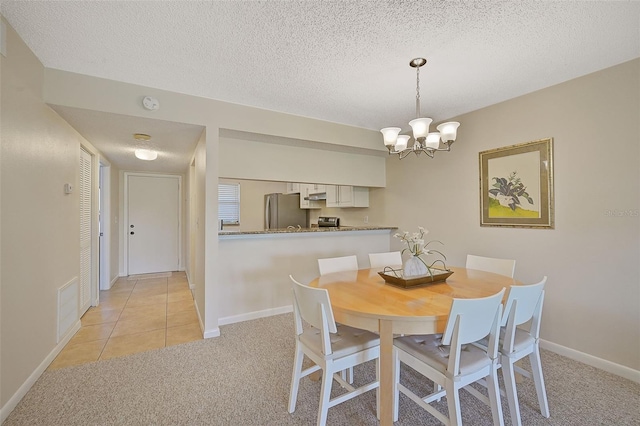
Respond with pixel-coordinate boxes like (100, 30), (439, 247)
(204, 328), (221, 338)
(0, 319), (81, 423)
(540, 339), (640, 384)
(218, 305), (293, 327)
(185, 270), (194, 290)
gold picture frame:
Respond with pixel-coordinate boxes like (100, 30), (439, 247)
(479, 138), (554, 228)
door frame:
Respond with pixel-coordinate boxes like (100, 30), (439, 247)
(99, 160), (111, 290)
(123, 172), (183, 276)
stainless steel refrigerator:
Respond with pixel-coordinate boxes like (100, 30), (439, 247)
(264, 193), (309, 229)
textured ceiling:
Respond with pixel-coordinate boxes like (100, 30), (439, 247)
(50, 106), (204, 174)
(2, 1), (639, 171)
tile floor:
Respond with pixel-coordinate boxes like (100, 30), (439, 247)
(48, 271), (202, 370)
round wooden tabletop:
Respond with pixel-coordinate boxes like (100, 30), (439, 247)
(309, 266), (517, 334)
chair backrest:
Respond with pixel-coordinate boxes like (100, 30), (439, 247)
(442, 289), (506, 346)
(290, 275), (337, 355)
(466, 254), (516, 278)
(317, 255), (358, 275)
(442, 289), (505, 376)
(502, 277), (547, 328)
(368, 251), (403, 268)
(502, 277), (547, 354)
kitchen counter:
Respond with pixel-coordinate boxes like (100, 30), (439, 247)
(218, 226), (397, 237)
(217, 225), (397, 323)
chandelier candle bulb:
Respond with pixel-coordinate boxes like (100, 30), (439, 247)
(381, 127), (401, 146)
(409, 117), (432, 140)
(436, 122), (460, 142)
(395, 135), (410, 151)
(426, 132), (441, 149)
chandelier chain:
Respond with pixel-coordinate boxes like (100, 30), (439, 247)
(415, 66), (421, 118)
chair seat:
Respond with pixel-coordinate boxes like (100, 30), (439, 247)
(394, 334), (492, 376)
(300, 324), (380, 360)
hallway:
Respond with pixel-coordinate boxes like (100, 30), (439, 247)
(49, 272), (202, 370)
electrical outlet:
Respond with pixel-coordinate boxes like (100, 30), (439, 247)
(364, 216), (369, 224)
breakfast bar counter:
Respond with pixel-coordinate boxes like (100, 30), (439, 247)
(217, 226), (397, 324)
(218, 226), (396, 238)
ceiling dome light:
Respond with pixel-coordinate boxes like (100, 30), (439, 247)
(135, 149), (158, 161)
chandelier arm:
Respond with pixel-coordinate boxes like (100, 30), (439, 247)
(421, 148), (435, 158)
(398, 149), (414, 160)
(430, 141), (454, 152)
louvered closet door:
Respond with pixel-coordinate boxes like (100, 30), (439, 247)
(79, 148), (92, 314)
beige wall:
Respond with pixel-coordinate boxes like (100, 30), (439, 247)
(190, 134), (207, 327)
(0, 17), (99, 411)
(380, 59), (639, 372)
(219, 135), (386, 187)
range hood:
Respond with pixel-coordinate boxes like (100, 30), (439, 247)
(304, 193), (326, 201)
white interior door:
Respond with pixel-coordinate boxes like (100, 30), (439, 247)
(79, 148), (92, 314)
(127, 174), (180, 275)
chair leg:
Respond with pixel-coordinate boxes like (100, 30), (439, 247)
(393, 348), (400, 422)
(445, 380), (463, 426)
(340, 366), (354, 384)
(530, 346), (550, 417)
(317, 366), (333, 426)
(289, 343), (304, 413)
(434, 382), (443, 402)
(501, 356), (521, 426)
(288, 345), (304, 413)
(376, 358), (381, 420)
(487, 367), (505, 426)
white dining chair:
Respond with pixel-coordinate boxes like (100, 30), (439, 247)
(466, 254), (516, 278)
(368, 251), (403, 269)
(498, 277), (549, 425)
(288, 275), (380, 426)
(317, 255), (359, 383)
(317, 255), (358, 275)
(393, 289), (506, 426)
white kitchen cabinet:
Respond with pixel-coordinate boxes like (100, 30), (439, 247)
(308, 184), (326, 194)
(299, 184), (322, 209)
(285, 182), (301, 194)
(326, 185), (369, 208)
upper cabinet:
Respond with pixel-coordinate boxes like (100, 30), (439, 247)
(299, 184), (322, 209)
(285, 182), (300, 194)
(308, 184), (326, 194)
(326, 185), (369, 208)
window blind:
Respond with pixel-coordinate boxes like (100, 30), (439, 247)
(219, 183), (240, 224)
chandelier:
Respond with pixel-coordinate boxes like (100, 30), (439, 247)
(380, 58), (460, 159)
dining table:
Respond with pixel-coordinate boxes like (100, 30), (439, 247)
(309, 265), (519, 426)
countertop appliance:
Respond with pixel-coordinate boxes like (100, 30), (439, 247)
(265, 193), (309, 230)
(318, 216), (340, 227)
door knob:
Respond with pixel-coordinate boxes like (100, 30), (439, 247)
(130, 224), (135, 228)
(130, 231), (135, 235)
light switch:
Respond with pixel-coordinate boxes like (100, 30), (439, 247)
(64, 183), (73, 194)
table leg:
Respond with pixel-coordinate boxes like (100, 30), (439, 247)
(379, 319), (394, 426)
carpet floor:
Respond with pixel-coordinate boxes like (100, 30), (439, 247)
(4, 313), (639, 425)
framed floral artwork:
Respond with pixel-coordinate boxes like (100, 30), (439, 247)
(479, 138), (554, 228)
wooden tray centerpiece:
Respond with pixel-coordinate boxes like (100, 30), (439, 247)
(378, 267), (453, 289)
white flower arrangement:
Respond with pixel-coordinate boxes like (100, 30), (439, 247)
(394, 227), (447, 275)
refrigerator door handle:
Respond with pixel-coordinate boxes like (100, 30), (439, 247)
(265, 196), (271, 229)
